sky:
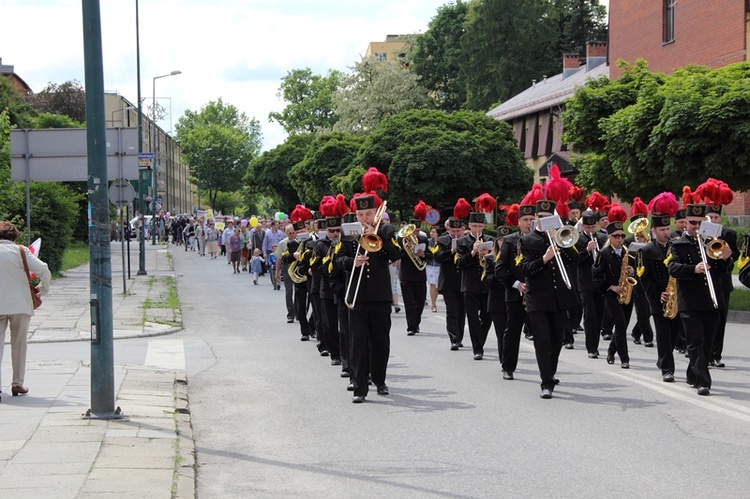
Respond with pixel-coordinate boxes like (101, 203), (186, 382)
(1, 0), (451, 150)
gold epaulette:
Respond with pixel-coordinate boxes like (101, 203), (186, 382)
(738, 255), (750, 270)
(391, 237), (401, 249)
(309, 256), (317, 265)
(281, 250), (289, 258)
(637, 265), (645, 278)
(663, 253), (673, 267)
(514, 253), (523, 266)
(454, 253), (460, 265)
(334, 241), (342, 254)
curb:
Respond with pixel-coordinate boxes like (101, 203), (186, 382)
(20, 326), (184, 345)
(727, 310), (750, 324)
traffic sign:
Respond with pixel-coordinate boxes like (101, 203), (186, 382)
(425, 208), (441, 225)
(108, 179), (136, 208)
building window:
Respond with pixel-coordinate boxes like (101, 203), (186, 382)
(663, 0), (675, 44)
(375, 52), (387, 62)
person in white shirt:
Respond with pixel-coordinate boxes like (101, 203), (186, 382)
(0, 221), (51, 400)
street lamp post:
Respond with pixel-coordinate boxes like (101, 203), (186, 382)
(136, 0), (147, 275)
(151, 70), (181, 245)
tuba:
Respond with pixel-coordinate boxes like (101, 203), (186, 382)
(628, 217), (651, 243)
(618, 244), (637, 305)
(398, 224), (427, 271)
(287, 244), (309, 284)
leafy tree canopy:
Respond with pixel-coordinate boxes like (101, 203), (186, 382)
(27, 80), (87, 123)
(0, 76), (36, 127)
(410, 1), (469, 112)
(564, 60), (750, 200)
(288, 132), (365, 205)
(356, 109), (533, 212)
(268, 68), (344, 135)
(245, 133), (315, 212)
(333, 56), (433, 134)
(176, 99), (262, 210)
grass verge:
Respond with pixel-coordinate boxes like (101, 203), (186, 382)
(729, 288), (750, 311)
(142, 276), (181, 326)
(55, 241), (89, 279)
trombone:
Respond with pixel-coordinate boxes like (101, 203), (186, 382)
(539, 215), (579, 290)
(345, 201), (387, 310)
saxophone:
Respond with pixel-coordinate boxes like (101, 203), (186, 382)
(663, 277), (678, 319)
(617, 245), (636, 305)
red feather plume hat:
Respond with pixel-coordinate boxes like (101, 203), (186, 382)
(648, 192), (679, 217)
(453, 198), (472, 220)
(362, 167), (388, 193)
(290, 204), (312, 223)
(545, 164), (572, 205)
(501, 204), (520, 227)
(474, 193), (497, 214)
(629, 196), (649, 221)
(607, 203), (627, 224)
(414, 200), (429, 221)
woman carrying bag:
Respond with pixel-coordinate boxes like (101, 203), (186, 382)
(0, 221), (51, 400)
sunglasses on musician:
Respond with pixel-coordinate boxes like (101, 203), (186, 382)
(611, 234), (625, 239)
(688, 220), (702, 225)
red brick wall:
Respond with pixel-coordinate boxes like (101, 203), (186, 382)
(726, 191), (750, 217)
(610, 0), (747, 79)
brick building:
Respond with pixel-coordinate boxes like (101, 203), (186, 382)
(609, 0), (750, 219)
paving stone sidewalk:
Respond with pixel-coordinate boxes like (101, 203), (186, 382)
(0, 241), (194, 498)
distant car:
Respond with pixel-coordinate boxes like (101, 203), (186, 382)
(129, 215), (153, 238)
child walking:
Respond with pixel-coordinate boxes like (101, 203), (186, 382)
(268, 244), (279, 290)
(250, 248), (266, 285)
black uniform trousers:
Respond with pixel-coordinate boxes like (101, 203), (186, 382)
(491, 311), (507, 362)
(680, 309), (717, 389)
(712, 304), (729, 363)
(401, 280), (426, 333)
(653, 313), (681, 375)
(321, 297), (340, 361)
(282, 264), (295, 321)
(349, 302), (391, 397)
(580, 290), (603, 355)
(630, 285), (654, 343)
(464, 292), (491, 355)
(528, 310), (566, 391)
(442, 290), (465, 345)
(604, 292), (633, 363)
(309, 289), (325, 352)
(501, 300), (527, 373)
(334, 294), (351, 376)
(294, 285), (310, 337)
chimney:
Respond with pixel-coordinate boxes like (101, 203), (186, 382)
(586, 41), (607, 71)
(562, 53), (580, 79)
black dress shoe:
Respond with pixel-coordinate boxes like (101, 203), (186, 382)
(300, 336), (309, 341)
(450, 343), (459, 351)
(287, 318), (294, 323)
(347, 382), (355, 391)
(696, 386), (710, 396)
(320, 350), (330, 357)
(564, 343), (574, 350)
(502, 371), (514, 380)
(540, 388), (552, 399)
(340, 370), (350, 378)
(602, 333), (613, 341)
(713, 359), (725, 368)
(376, 384), (389, 396)
(606, 355), (615, 364)
(407, 330), (416, 336)
(587, 352), (598, 359)
(553, 378), (560, 385)
(621, 362), (630, 369)
(352, 395), (366, 403)
(632, 336), (642, 345)
(331, 358), (341, 366)
(644, 342), (654, 348)
(473, 353), (483, 360)
(458, 342), (464, 347)
(662, 372), (675, 382)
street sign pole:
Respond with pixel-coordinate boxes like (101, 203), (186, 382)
(82, 0), (121, 420)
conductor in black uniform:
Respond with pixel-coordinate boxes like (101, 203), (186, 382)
(668, 204), (733, 396)
(520, 200), (579, 399)
(435, 217), (466, 350)
(334, 194), (400, 403)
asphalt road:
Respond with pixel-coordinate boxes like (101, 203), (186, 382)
(30, 245), (750, 498)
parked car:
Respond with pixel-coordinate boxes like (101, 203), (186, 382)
(129, 215), (153, 239)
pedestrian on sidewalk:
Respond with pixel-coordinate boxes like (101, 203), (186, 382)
(0, 221), (51, 400)
(268, 244), (279, 289)
(229, 229), (242, 274)
(205, 221), (219, 259)
(250, 248), (265, 285)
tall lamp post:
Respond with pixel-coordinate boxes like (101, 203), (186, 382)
(151, 70), (181, 245)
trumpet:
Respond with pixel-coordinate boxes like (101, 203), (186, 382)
(398, 223), (427, 271)
(628, 217), (651, 243)
(345, 201), (387, 310)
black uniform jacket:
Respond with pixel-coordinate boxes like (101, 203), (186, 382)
(520, 229), (578, 312)
(457, 232), (494, 295)
(638, 240), (671, 315)
(592, 244), (629, 296)
(435, 233), (462, 293)
(399, 232), (432, 282)
(495, 231), (525, 303)
(334, 223), (401, 305)
(667, 233), (732, 312)
(483, 253), (505, 314)
(575, 230), (608, 293)
(313, 237), (334, 300)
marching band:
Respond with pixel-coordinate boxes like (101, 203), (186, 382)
(276, 170), (745, 402)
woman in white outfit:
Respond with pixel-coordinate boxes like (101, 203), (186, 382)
(0, 222), (51, 401)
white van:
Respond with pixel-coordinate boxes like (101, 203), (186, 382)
(129, 215), (153, 237)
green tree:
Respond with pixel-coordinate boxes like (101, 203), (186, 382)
(355, 109), (533, 211)
(268, 68), (344, 135)
(288, 132), (365, 205)
(0, 76), (36, 127)
(245, 133), (315, 212)
(176, 99), (262, 210)
(33, 112), (84, 129)
(410, 1), (469, 112)
(564, 61), (750, 200)
(460, 0), (558, 111)
(333, 56), (433, 134)
(549, 0), (608, 56)
(27, 80), (87, 123)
